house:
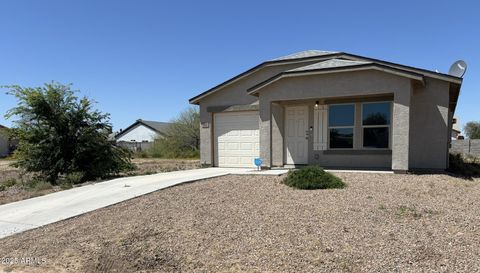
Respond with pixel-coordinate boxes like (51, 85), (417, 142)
(451, 116), (463, 139)
(189, 50), (463, 172)
(115, 119), (171, 151)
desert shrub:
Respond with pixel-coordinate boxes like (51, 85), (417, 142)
(135, 150), (149, 158)
(33, 181), (53, 191)
(448, 153), (480, 178)
(283, 165), (345, 190)
(2, 178), (17, 188)
(59, 182), (73, 190)
(148, 139), (199, 158)
(149, 107), (200, 159)
(147, 142), (164, 158)
(64, 172), (84, 185)
(4, 82), (135, 184)
(21, 177), (53, 191)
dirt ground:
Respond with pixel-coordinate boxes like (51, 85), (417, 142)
(0, 158), (200, 205)
(0, 173), (479, 272)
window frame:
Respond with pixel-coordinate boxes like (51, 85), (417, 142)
(361, 101), (392, 150)
(328, 103), (356, 150)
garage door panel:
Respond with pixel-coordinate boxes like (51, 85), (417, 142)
(214, 111), (259, 167)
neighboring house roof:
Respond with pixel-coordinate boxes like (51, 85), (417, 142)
(115, 119), (171, 139)
(189, 50), (463, 104)
(0, 125), (6, 129)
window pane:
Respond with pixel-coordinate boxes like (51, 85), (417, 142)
(363, 127), (389, 148)
(329, 104), (355, 126)
(363, 102), (390, 125)
(330, 128), (353, 148)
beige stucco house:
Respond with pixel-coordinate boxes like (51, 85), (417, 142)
(189, 50), (463, 173)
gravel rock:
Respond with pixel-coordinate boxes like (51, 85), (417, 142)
(0, 173), (479, 272)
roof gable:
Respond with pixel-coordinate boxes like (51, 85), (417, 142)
(115, 119), (171, 139)
(189, 50), (342, 104)
(189, 50), (463, 104)
(247, 60), (425, 95)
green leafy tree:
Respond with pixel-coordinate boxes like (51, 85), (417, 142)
(149, 107), (200, 158)
(4, 82), (134, 183)
(464, 121), (480, 139)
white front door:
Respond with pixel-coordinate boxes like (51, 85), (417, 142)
(285, 106), (309, 165)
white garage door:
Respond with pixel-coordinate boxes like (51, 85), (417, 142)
(214, 111), (260, 167)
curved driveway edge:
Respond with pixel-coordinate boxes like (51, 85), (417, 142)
(0, 168), (239, 239)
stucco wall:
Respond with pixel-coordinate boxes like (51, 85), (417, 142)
(271, 103), (284, 166)
(197, 64), (453, 170)
(198, 60), (327, 166)
(409, 78), (450, 169)
(258, 70), (411, 170)
(116, 124), (159, 142)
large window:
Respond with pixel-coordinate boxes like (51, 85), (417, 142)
(328, 104), (355, 148)
(362, 102), (391, 148)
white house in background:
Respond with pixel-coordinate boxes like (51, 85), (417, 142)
(115, 119), (171, 143)
(452, 116), (463, 139)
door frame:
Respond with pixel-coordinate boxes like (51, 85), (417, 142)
(284, 105), (309, 165)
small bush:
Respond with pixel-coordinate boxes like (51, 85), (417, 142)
(59, 182), (73, 190)
(396, 206), (422, 219)
(147, 139), (199, 159)
(135, 150), (149, 158)
(2, 178), (17, 188)
(33, 181), (53, 191)
(64, 172), (85, 185)
(0, 184), (5, 191)
(448, 153), (480, 178)
(22, 177), (52, 191)
(283, 166), (345, 190)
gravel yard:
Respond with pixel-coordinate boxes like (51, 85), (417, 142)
(0, 172), (479, 272)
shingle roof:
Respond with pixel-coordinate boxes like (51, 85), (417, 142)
(272, 50), (338, 61)
(115, 119), (171, 139)
(189, 50), (462, 104)
(139, 120), (171, 133)
(247, 59), (426, 95)
(287, 59), (371, 72)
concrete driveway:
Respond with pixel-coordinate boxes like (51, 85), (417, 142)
(0, 167), (288, 239)
(0, 168), (264, 239)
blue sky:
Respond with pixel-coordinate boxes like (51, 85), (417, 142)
(0, 0), (478, 131)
